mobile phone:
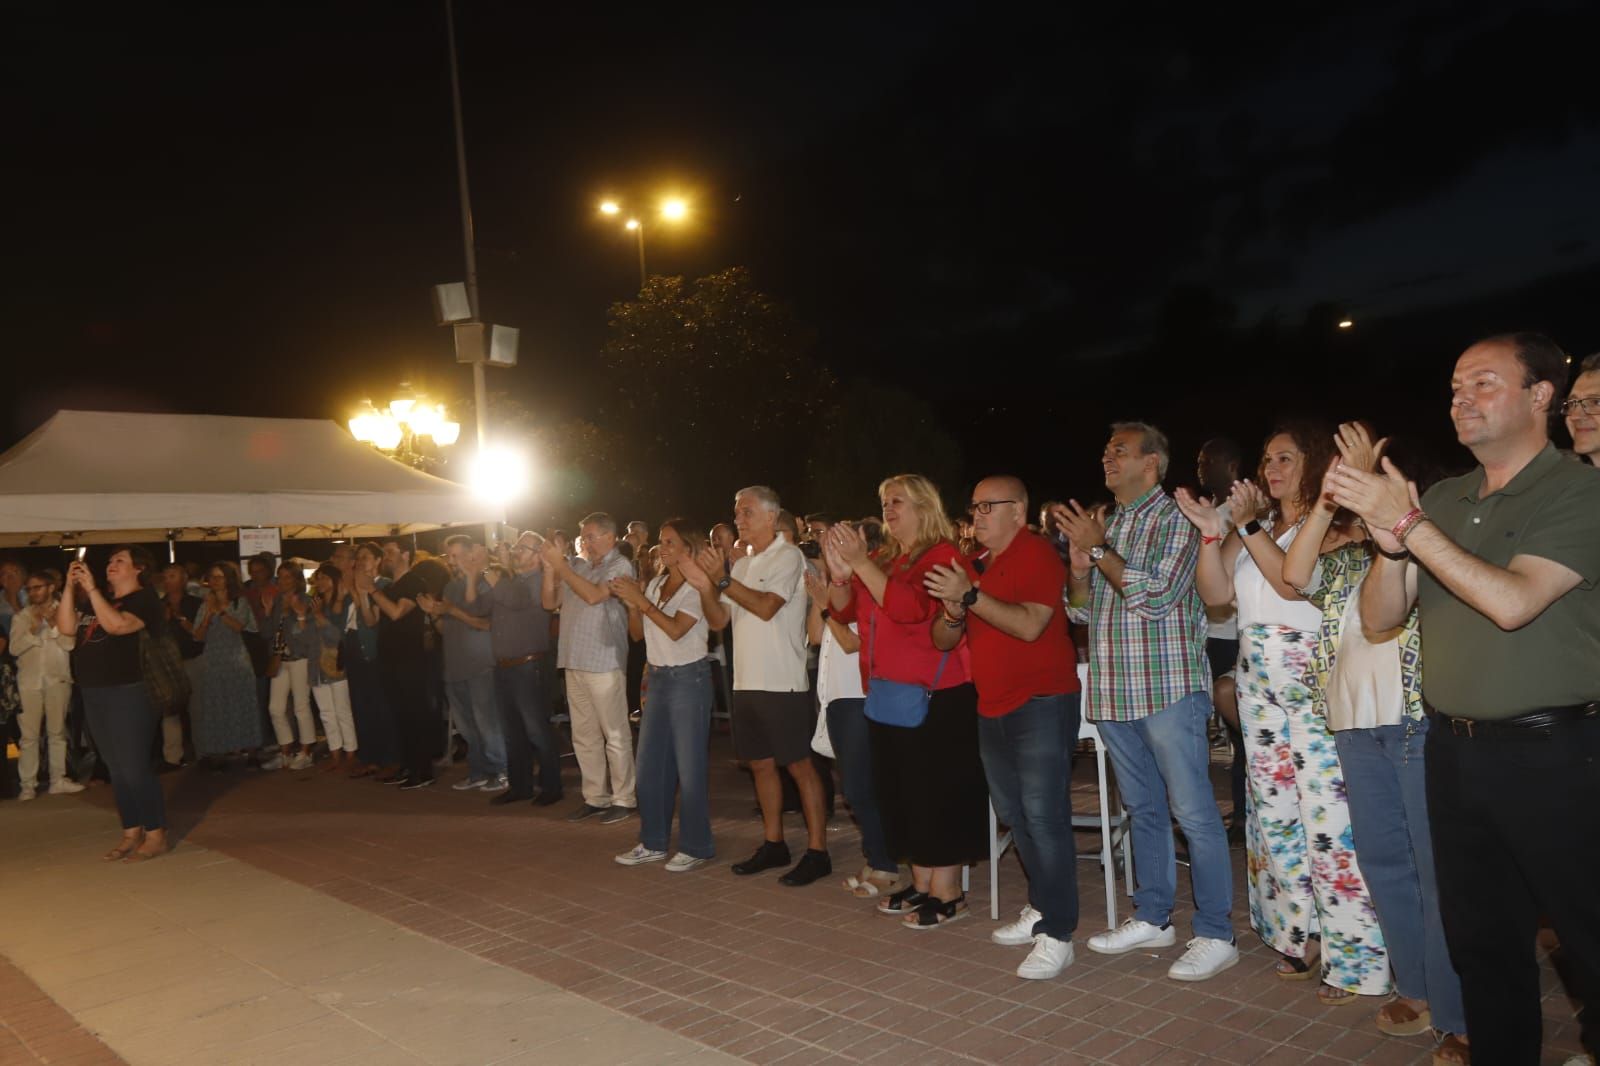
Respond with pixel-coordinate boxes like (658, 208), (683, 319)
(76, 546), (88, 561)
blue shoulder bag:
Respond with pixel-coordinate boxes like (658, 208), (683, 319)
(862, 609), (950, 728)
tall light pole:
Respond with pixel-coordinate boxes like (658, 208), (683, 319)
(445, 0), (488, 453)
(599, 197), (689, 291)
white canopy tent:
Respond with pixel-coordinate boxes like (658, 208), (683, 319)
(0, 410), (501, 547)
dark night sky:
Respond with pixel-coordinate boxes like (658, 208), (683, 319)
(10, 0), (1600, 519)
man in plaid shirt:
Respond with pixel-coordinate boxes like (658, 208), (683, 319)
(1054, 421), (1238, 983)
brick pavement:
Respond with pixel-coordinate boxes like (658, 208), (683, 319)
(0, 955), (126, 1066)
(9, 734), (1587, 1065)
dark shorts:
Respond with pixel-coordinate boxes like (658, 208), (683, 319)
(732, 689), (813, 766)
(1205, 637), (1239, 682)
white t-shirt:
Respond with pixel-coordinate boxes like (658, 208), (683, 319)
(1234, 521), (1321, 633)
(725, 535), (808, 692)
(643, 574), (707, 668)
(816, 621), (864, 708)
(1206, 500), (1239, 641)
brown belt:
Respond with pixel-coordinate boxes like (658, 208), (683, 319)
(497, 652), (545, 668)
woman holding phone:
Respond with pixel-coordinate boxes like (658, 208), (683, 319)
(57, 546), (170, 862)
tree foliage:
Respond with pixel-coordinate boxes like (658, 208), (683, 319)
(596, 267), (836, 520)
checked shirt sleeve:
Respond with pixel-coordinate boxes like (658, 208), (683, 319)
(1116, 509), (1200, 620)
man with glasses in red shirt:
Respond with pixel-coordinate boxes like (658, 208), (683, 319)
(927, 476), (1082, 979)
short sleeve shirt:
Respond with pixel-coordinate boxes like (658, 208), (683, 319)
(726, 536), (809, 692)
(73, 586), (165, 688)
(960, 530), (1079, 717)
(556, 551), (632, 673)
(440, 576), (495, 681)
(1418, 445), (1600, 718)
(642, 575), (708, 668)
(379, 559), (450, 662)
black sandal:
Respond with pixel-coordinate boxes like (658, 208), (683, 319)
(876, 886), (930, 915)
(903, 894), (969, 930)
(1277, 933), (1321, 981)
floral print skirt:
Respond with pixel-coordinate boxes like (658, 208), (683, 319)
(1239, 623), (1390, 994)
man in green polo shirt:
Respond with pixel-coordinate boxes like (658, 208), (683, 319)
(1328, 332), (1600, 1066)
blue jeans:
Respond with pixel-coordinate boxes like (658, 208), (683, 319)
(636, 659), (714, 858)
(978, 693), (1081, 938)
(494, 658), (563, 798)
(826, 697), (894, 873)
(1336, 720), (1465, 1034)
(446, 668), (506, 779)
(82, 682), (167, 831)
(1096, 690), (1233, 941)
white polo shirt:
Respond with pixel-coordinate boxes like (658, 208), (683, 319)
(725, 534), (808, 692)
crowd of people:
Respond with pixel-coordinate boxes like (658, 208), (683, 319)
(2, 333), (1596, 1066)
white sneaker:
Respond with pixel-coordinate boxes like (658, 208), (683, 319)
(18, 788), (36, 802)
(259, 754), (284, 771)
(1087, 918), (1178, 955)
(665, 853), (709, 873)
(287, 751), (314, 770)
(615, 844), (667, 866)
(1562, 1055), (1595, 1066)
(48, 780), (86, 795)
(452, 776), (489, 791)
(480, 774), (510, 792)
(1167, 937), (1240, 982)
(992, 905), (1043, 946)
(1016, 934), (1074, 979)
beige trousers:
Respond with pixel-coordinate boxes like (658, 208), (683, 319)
(564, 669), (635, 808)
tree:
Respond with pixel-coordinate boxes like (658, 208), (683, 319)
(597, 267), (837, 520)
(801, 381), (967, 518)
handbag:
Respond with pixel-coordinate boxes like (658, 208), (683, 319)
(810, 702), (834, 758)
(139, 625), (191, 718)
(319, 643), (345, 681)
(861, 610), (950, 729)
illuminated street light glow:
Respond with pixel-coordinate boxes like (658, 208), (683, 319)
(598, 200), (620, 215)
(1338, 319), (1354, 329)
(470, 444), (532, 503)
(625, 218), (640, 231)
(660, 197), (688, 222)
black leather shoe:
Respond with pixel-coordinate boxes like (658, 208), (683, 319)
(532, 792), (564, 807)
(731, 841), (791, 876)
(489, 791), (534, 806)
(778, 849), (832, 887)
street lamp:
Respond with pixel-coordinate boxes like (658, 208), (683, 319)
(349, 387), (462, 470)
(596, 196), (690, 289)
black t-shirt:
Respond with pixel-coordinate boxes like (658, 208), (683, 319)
(378, 559), (450, 662)
(73, 586), (166, 688)
(166, 593), (205, 659)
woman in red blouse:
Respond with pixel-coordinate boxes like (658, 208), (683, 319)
(825, 474), (989, 928)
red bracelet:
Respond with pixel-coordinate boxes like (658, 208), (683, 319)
(1200, 534), (1221, 545)
(1391, 508), (1427, 544)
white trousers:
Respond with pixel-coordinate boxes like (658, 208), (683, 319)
(565, 668), (635, 808)
(268, 658), (316, 747)
(18, 682), (71, 787)
(311, 679), (357, 752)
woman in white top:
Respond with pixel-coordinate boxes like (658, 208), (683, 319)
(804, 522), (899, 898)
(1177, 421), (1389, 1004)
(609, 520), (716, 872)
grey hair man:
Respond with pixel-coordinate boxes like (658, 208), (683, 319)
(1564, 352), (1600, 467)
(683, 485), (832, 886)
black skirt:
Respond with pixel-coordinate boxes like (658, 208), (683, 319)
(868, 681), (988, 868)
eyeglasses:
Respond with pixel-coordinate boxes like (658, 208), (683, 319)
(1561, 396), (1600, 416)
(967, 499), (1018, 516)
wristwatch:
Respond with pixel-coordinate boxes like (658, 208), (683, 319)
(1087, 544), (1109, 563)
(960, 585), (980, 608)
(1241, 519), (1263, 537)
(715, 576), (732, 592)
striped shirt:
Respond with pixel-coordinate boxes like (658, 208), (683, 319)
(1067, 485), (1210, 722)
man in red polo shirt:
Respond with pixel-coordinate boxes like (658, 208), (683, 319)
(927, 474), (1081, 980)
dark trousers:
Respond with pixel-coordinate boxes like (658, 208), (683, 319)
(625, 638), (646, 714)
(495, 658), (563, 799)
(83, 682), (167, 831)
(1426, 714), (1600, 1063)
(978, 693), (1082, 939)
(382, 658), (436, 782)
(826, 697), (894, 873)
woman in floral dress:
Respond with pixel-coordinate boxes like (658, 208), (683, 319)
(1177, 421), (1389, 1004)
(191, 561), (264, 763)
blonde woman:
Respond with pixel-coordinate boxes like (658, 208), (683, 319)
(825, 475), (987, 929)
